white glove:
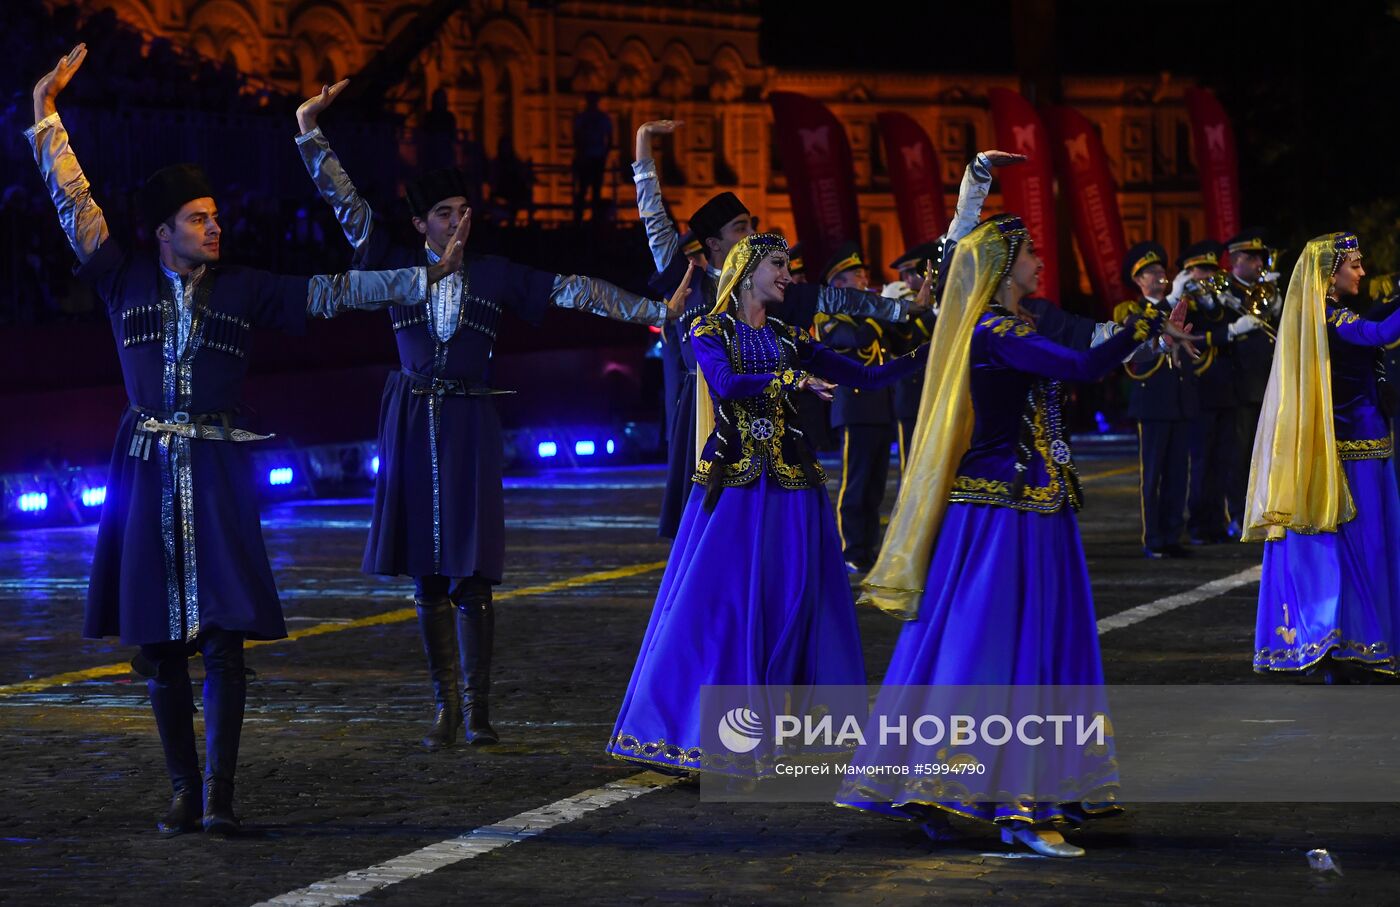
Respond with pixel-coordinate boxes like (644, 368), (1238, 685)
(1228, 314), (1262, 338)
(882, 280), (913, 300)
(1167, 270), (1191, 304)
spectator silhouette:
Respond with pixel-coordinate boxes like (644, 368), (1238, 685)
(571, 92), (612, 223)
(489, 135), (532, 225)
(421, 87), (457, 173)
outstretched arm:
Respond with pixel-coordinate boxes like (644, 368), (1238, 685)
(989, 315), (1152, 382)
(632, 119), (684, 274)
(302, 216), (470, 321)
(1334, 304), (1400, 349)
(551, 274), (670, 327)
(294, 79), (376, 251)
(803, 341), (929, 389)
(782, 282), (913, 329)
(26, 44), (108, 264)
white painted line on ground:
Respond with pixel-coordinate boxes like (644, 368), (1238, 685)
(251, 771), (679, 907)
(1096, 564), (1261, 635)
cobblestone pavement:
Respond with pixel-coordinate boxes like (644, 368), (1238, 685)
(1, 458), (1394, 906)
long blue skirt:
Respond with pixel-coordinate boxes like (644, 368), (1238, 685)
(1253, 457), (1400, 675)
(608, 473), (867, 775)
(835, 502), (1120, 826)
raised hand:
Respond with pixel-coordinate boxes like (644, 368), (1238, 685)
(981, 150), (1028, 168)
(33, 44), (87, 121)
(908, 259), (935, 314)
(667, 260), (698, 320)
(427, 210), (472, 284)
(297, 78), (350, 134)
(635, 119), (684, 162)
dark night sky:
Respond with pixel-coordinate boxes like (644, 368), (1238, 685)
(760, 0), (1400, 272)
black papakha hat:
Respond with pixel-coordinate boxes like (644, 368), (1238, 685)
(406, 168), (469, 218)
(688, 191), (750, 243)
(139, 163), (215, 230)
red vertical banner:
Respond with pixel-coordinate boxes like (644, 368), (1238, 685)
(988, 89), (1060, 304)
(876, 112), (947, 249)
(768, 91), (862, 276)
(1047, 105), (1128, 317)
(1185, 87), (1242, 243)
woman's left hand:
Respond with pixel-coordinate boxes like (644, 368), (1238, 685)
(798, 375), (835, 402)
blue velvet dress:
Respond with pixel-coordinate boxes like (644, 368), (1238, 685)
(608, 313), (926, 775)
(1253, 302), (1400, 676)
(648, 249), (907, 538)
(836, 309), (1142, 826)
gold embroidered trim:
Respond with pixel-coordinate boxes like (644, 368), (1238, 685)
(607, 733), (849, 776)
(1337, 435), (1393, 461)
(1253, 627), (1396, 673)
(690, 318), (724, 339)
(691, 315), (826, 490)
(946, 391), (1075, 514)
(1327, 306), (1361, 327)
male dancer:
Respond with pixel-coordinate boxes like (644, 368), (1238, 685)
(27, 46), (465, 835)
(296, 81), (679, 749)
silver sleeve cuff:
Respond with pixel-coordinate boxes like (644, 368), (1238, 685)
(631, 158), (659, 183)
(816, 286), (908, 322)
(296, 127), (375, 250)
(551, 274), (668, 327)
(946, 156), (994, 244)
(27, 113), (109, 263)
(307, 267), (427, 319)
(1090, 322), (1122, 348)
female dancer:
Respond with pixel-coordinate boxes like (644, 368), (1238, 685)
(1247, 232), (1400, 680)
(835, 214), (1177, 857)
(608, 233), (928, 775)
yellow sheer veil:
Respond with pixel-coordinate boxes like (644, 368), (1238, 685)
(693, 233), (791, 463)
(860, 215), (1029, 619)
(1241, 232), (1359, 541)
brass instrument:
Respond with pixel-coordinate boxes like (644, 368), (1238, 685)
(1183, 270), (1231, 303)
(1207, 264), (1279, 343)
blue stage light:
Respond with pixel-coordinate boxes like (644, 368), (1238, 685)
(575, 440), (596, 456)
(268, 467), (294, 486)
(371, 455), (380, 475)
(537, 441), (558, 458)
(606, 439), (616, 454)
(80, 486), (107, 508)
(18, 492), (48, 513)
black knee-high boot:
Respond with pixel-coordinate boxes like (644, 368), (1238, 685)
(416, 596), (462, 748)
(140, 643), (202, 836)
(200, 630), (246, 835)
(453, 577), (498, 745)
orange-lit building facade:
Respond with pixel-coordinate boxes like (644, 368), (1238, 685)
(68, 0), (1207, 286)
